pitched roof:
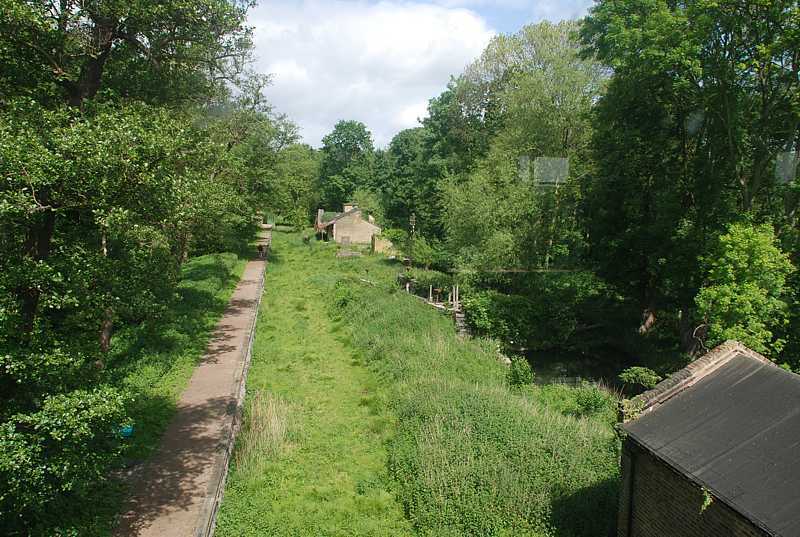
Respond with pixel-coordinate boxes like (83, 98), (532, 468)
(623, 341), (800, 536)
(317, 207), (380, 232)
(324, 206), (361, 225)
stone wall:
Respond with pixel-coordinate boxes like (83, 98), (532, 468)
(333, 212), (380, 244)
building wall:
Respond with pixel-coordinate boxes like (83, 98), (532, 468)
(618, 441), (767, 537)
(333, 212), (381, 244)
(371, 236), (394, 254)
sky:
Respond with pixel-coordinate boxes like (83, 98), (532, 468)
(247, 0), (594, 148)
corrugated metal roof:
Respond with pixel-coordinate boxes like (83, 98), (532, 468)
(625, 353), (800, 536)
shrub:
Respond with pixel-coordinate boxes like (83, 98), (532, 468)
(618, 366), (661, 390)
(573, 383), (613, 418)
(0, 387), (127, 534)
(696, 222), (794, 354)
(507, 356), (534, 387)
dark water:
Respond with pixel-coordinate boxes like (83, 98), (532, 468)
(520, 348), (626, 389)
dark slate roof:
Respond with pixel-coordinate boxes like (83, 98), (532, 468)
(624, 343), (800, 536)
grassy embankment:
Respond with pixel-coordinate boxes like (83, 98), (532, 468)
(64, 252), (247, 536)
(218, 232), (620, 537)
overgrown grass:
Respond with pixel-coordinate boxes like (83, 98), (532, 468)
(219, 233), (619, 536)
(332, 280), (620, 536)
(234, 390), (289, 476)
(54, 252), (247, 536)
(216, 234), (412, 537)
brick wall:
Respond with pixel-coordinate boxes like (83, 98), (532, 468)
(618, 441), (768, 537)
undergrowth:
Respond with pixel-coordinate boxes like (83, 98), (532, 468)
(219, 232), (619, 536)
(325, 256), (621, 536)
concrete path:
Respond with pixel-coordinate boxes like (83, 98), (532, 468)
(115, 229), (270, 537)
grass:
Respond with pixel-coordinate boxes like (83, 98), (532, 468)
(216, 233), (412, 537)
(54, 252), (247, 536)
(335, 279), (620, 536)
(112, 252), (247, 460)
(219, 232), (620, 537)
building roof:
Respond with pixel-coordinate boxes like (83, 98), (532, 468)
(623, 341), (800, 536)
(317, 206), (380, 232)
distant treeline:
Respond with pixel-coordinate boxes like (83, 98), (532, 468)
(312, 6), (800, 376)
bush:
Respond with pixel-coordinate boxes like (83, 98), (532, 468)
(696, 222), (794, 354)
(507, 356), (534, 387)
(618, 366), (661, 390)
(0, 387), (127, 534)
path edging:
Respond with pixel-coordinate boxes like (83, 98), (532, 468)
(194, 256), (266, 537)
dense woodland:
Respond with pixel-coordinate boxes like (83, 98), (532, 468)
(1, 0), (799, 534)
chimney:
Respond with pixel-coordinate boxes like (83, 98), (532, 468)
(317, 208), (324, 224)
(343, 203), (356, 213)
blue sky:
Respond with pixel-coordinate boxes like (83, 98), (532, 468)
(247, 1), (594, 147)
(440, 0), (594, 33)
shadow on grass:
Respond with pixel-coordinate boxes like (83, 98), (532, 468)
(551, 477), (619, 537)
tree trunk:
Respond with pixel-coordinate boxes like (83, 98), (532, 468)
(638, 307), (657, 334)
(99, 307), (114, 355)
(20, 209), (56, 334)
(66, 21), (115, 107)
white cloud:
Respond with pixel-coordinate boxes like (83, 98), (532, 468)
(247, 0), (495, 147)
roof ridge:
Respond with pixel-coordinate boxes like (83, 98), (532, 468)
(621, 340), (773, 422)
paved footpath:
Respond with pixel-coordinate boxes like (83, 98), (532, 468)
(116, 228), (270, 537)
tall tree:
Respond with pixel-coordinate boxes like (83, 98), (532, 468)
(581, 0), (800, 352)
(443, 20), (606, 271)
(0, 0), (253, 107)
(318, 120), (374, 208)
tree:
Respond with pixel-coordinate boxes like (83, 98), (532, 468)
(0, 2), (267, 531)
(580, 0), (800, 351)
(443, 21), (606, 272)
(318, 120), (374, 208)
(0, 0), (252, 107)
(380, 127), (442, 236)
(696, 223), (794, 355)
(268, 144), (320, 227)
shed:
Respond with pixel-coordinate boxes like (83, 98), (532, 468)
(618, 340), (800, 537)
(315, 204), (381, 245)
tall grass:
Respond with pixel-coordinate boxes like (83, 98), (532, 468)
(234, 390), (289, 477)
(328, 277), (620, 536)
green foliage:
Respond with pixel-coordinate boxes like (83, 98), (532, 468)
(258, 143), (319, 227)
(696, 223), (794, 355)
(319, 120), (375, 208)
(581, 0), (800, 358)
(404, 268), (454, 296)
(324, 247), (620, 536)
(380, 127), (443, 237)
(351, 187), (386, 225)
(0, 0), (252, 107)
(462, 272), (607, 351)
(0, 387), (127, 527)
(618, 367), (662, 390)
(507, 356), (534, 387)
(381, 228), (408, 247)
(0, 252), (244, 535)
(407, 235), (438, 269)
(573, 384), (614, 418)
(442, 20), (605, 273)
(0, 0), (305, 531)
